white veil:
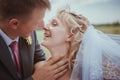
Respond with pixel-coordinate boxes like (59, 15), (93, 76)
(70, 25), (120, 80)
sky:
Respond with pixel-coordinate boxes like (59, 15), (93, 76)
(44, 0), (120, 24)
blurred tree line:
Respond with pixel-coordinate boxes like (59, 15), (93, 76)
(93, 21), (120, 34)
(93, 21), (120, 27)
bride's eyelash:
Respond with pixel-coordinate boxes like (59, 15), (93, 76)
(51, 21), (58, 26)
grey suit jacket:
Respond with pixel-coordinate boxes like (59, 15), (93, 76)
(0, 31), (46, 80)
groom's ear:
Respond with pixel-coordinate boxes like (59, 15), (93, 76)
(66, 34), (73, 42)
(8, 18), (20, 30)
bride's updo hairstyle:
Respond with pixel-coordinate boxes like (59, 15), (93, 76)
(57, 9), (90, 70)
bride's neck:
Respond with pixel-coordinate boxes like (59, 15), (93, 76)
(48, 44), (69, 57)
(48, 44), (71, 80)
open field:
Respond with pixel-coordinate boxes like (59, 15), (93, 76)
(95, 26), (120, 34)
(36, 26), (120, 58)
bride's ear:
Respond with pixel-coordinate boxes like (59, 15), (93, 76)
(66, 34), (73, 42)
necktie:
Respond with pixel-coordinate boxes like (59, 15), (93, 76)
(9, 41), (21, 79)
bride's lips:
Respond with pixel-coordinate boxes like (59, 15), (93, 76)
(43, 32), (51, 40)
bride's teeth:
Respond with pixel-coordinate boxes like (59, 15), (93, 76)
(44, 33), (50, 37)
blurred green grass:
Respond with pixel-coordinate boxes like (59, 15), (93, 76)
(95, 26), (120, 34)
(36, 26), (120, 58)
(36, 30), (51, 58)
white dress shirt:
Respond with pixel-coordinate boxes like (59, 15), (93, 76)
(0, 29), (19, 61)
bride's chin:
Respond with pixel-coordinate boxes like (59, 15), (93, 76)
(41, 42), (44, 46)
(41, 42), (50, 49)
(41, 42), (46, 48)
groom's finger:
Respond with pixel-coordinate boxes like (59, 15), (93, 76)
(47, 56), (64, 65)
(52, 59), (68, 70)
(54, 68), (68, 79)
(54, 63), (68, 74)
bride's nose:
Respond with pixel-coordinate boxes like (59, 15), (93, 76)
(42, 25), (49, 31)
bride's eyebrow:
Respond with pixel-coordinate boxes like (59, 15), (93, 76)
(52, 19), (57, 22)
(49, 18), (56, 23)
(51, 19), (58, 24)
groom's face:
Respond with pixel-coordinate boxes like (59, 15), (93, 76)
(16, 8), (46, 38)
(1, 8), (45, 39)
(41, 17), (71, 48)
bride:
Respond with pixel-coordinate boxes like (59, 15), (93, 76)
(41, 9), (120, 80)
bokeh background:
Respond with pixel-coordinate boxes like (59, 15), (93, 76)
(36, 0), (120, 57)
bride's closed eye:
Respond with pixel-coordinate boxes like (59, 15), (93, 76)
(51, 19), (58, 27)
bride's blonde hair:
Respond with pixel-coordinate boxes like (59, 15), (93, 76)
(57, 9), (90, 71)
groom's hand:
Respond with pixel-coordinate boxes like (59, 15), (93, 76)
(32, 56), (68, 80)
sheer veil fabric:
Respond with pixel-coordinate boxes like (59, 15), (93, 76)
(70, 25), (120, 80)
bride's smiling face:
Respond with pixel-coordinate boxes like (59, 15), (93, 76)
(41, 17), (70, 49)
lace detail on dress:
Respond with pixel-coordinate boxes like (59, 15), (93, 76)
(90, 61), (103, 80)
(103, 58), (120, 80)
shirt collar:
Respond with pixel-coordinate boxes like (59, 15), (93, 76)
(0, 29), (19, 46)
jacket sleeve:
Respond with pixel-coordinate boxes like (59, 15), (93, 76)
(24, 31), (46, 80)
(24, 76), (33, 80)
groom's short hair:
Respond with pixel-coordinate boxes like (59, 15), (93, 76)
(0, 0), (50, 21)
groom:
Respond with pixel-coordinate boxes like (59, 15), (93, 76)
(0, 0), (68, 80)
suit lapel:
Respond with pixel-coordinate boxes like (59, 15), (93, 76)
(19, 38), (32, 77)
(0, 35), (18, 80)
